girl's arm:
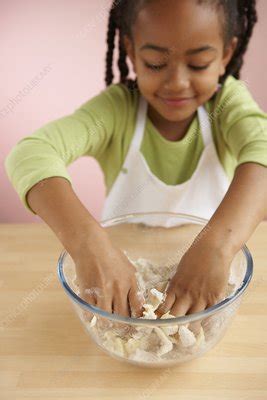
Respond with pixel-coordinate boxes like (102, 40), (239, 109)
(26, 177), (144, 317)
(201, 162), (267, 256)
(156, 162), (267, 320)
(26, 177), (104, 255)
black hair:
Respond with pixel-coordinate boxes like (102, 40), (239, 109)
(105, 0), (258, 90)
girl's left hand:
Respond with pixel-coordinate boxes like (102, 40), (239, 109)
(155, 239), (232, 324)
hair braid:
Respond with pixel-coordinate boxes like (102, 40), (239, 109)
(118, 31), (129, 84)
(105, 6), (117, 86)
(222, 0), (258, 82)
(105, 0), (138, 90)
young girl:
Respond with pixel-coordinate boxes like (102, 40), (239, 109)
(5, 0), (267, 320)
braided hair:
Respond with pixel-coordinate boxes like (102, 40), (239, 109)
(105, 0), (258, 89)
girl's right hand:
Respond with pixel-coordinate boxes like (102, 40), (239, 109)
(25, 177), (144, 318)
(70, 229), (145, 318)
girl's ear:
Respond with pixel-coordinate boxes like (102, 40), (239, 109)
(219, 36), (238, 76)
(124, 35), (136, 73)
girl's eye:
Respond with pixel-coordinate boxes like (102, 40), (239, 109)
(144, 62), (210, 72)
(144, 62), (166, 71)
(189, 65), (209, 71)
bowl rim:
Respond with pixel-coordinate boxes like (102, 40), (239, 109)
(57, 212), (253, 326)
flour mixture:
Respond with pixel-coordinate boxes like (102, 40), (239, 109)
(74, 253), (241, 365)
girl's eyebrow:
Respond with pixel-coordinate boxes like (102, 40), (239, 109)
(140, 44), (218, 55)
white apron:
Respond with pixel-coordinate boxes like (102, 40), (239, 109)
(101, 93), (230, 227)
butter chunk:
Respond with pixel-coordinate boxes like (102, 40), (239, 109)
(103, 331), (126, 357)
(154, 327), (173, 356)
(89, 315), (97, 328)
(178, 325), (196, 347)
(147, 288), (165, 311)
(142, 303), (157, 319)
(160, 312), (179, 336)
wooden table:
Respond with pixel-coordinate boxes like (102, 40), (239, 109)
(0, 223), (266, 400)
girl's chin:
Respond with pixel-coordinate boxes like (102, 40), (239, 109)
(155, 104), (197, 122)
(149, 96), (197, 119)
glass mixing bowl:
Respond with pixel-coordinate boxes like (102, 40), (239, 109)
(57, 212), (253, 368)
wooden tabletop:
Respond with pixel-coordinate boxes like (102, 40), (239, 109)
(0, 222), (266, 400)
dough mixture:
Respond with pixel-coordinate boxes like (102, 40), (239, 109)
(74, 253), (241, 365)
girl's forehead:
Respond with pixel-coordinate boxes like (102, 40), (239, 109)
(132, 0), (224, 53)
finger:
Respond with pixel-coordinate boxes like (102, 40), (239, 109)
(155, 291), (176, 318)
(128, 286), (145, 318)
(187, 299), (207, 315)
(82, 288), (97, 306)
(208, 291), (227, 308)
(187, 300), (207, 335)
(79, 289), (97, 323)
(82, 286), (104, 304)
(83, 295), (97, 323)
(96, 294), (113, 314)
(112, 292), (131, 318)
(80, 288), (97, 323)
(81, 309), (95, 323)
(170, 295), (192, 317)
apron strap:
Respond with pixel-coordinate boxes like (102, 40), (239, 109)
(123, 94), (147, 168)
(197, 105), (213, 147)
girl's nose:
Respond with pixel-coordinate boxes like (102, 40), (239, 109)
(163, 64), (190, 92)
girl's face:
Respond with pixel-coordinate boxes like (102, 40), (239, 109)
(124, 0), (238, 123)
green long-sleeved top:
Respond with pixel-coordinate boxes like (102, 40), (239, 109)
(5, 75), (267, 215)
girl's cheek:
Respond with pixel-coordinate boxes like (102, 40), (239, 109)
(137, 70), (161, 92)
(195, 79), (215, 95)
(194, 72), (219, 95)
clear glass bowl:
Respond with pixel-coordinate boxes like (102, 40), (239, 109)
(57, 212), (253, 368)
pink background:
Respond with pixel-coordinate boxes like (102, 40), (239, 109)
(1, 0), (266, 223)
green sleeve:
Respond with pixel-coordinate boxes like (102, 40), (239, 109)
(217, 76), (267, 168)
(4, 84), (122, 214)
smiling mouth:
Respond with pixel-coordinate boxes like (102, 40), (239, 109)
(158, 96), (195, 107)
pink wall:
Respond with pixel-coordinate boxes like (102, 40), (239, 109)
(1, 0), (266, 223)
